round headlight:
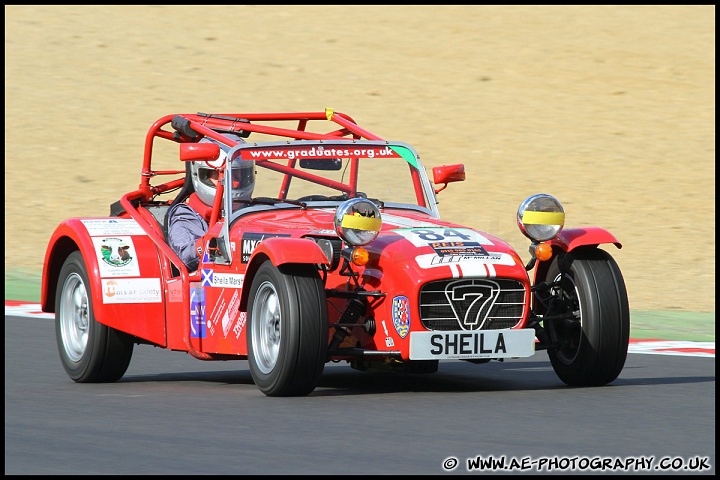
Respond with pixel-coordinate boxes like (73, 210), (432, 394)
(517, 193), (565, 242)
(334, 198), (382, 246)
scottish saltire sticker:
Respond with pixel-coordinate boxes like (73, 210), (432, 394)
(201, 269), (244, 288)
(201, 269), (214, 287)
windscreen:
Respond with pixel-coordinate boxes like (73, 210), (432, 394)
(231, 142), (431, 209)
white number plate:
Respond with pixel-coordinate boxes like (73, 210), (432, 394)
(409, 329), (536, 360)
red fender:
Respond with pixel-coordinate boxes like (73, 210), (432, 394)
(41, 218), (103, 314)
(239, 236), (330, 313)
(250, 236), (330, 267)
(41, 217), (167, 347)
(548, 226), (622, 252)
(532, 226), (623, 306)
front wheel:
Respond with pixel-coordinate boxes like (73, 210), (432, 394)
(55, 251), (134, 382)
(247, 262), (328, 396)
(543, 247), (629, 386)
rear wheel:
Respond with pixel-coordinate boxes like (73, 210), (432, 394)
(543, 247), (629, 386)
(55, 251), (134, 383)
(247, 261), (328, 396)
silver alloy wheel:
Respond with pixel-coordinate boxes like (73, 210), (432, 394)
(251, 280), (282, 374)
(59, 272), (90, 363)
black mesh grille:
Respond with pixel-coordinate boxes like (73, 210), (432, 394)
(419, 278), (526, 331)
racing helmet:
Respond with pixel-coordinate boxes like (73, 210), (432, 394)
(191, 133), (255, 206)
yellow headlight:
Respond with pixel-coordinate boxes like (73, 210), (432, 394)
(334, 198), (382, 246)
(517, 194), (565, 242)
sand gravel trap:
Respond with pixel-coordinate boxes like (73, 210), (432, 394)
(4, 5), (715, 313)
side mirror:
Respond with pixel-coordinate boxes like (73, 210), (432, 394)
(432, 164), (465, 193)
(180, 142), (221, 162)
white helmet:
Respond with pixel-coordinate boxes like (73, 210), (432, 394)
(191, 133), (255, 206)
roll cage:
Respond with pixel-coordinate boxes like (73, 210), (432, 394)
(137, 108), (383, 203)
(131, 108), (444, 224)
(115, 108), (464, 271)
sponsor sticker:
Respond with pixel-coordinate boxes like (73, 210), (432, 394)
(409, 329), (535, 360)
(222, 290), (241, 338)
(101, 278), (162, 304)
(414, 252), (516, 278)
(429, 241), (489, 257)
(190, 287), (206, 338)
(391, 228), (513, 277)
(93, 236), (141, 277)
(241, 233), (290, 263)
(82, 218), (146, 236)
(233, 312), (248, 339)
(379, 320), (395, 346)
(201, 269), (245, 288)
(392, 227), (493, 247)
(168, 279), (183, 303)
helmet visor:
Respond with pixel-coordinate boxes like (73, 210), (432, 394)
(197, 166), (219, 189)
(230, 160), (255, 201)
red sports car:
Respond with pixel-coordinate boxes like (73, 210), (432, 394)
(41, 109), (629, 396)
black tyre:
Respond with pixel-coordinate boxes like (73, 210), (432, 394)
(55, 251), (134, 383)
(543, 247), (629, 386)
(247, 262), (328, 396)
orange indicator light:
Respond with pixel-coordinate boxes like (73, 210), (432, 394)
(352, 247), (370, 266)
(535, 243), (553, 261)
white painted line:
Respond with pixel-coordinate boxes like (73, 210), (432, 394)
(628, 340), (715, 358)
(5, 303), (55, 319)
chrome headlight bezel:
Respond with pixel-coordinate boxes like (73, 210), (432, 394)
(334, 198), (382, 246)
(517, 193), (565, 242)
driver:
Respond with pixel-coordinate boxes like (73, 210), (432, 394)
(167, 133), (255, 271)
